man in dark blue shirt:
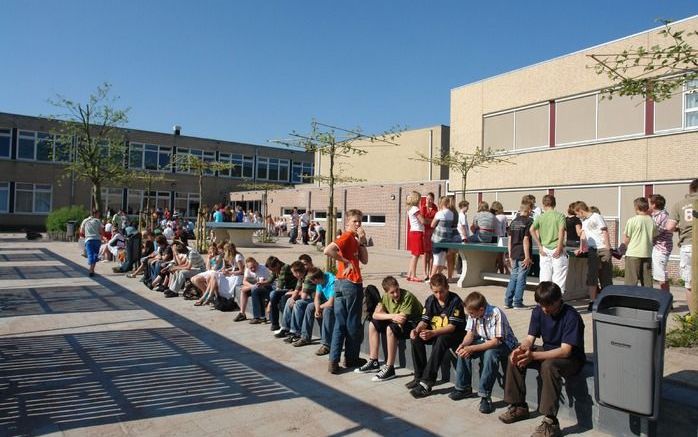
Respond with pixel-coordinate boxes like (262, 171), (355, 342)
(499, 281), (585, 437)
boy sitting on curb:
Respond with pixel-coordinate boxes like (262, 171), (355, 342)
(407, 273), (466, 398)
(354, 276), (423, 381)
(499, 281), (585, 437)
(450, 291), (518, 414)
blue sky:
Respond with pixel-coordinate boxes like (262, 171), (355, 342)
(1, 1), (696, 145)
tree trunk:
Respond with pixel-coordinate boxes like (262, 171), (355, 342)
(197, 171), (204, 252)
(326, 143), (336, 272)
(690, 199), (698, 315)
(92, 181), (102, 213)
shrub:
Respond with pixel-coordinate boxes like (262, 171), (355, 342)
(666, 314), (698, 348)
(45, 205), (89, 233)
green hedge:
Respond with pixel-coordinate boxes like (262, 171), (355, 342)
(45, 205), (90, 233)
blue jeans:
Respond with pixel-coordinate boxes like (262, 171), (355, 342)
(280, 298), (296, 330)
(299, 302), (334, 345)
(455, 344), (509, 397)
(269, 288), (289, 328)
(251, 285), (272, 319)
(85, 239), (101, 266)
(290, 299), (312, 334)
(504, 259), (530, 307)
(330, 280), (364, 363)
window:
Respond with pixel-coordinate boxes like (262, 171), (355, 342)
(14, 183), (52, 213)
(129, 142), (171, 171)
(220, 153), (255, 178)
(127, 189), (144, 214)
(292, 162), (314, 183)
(101, 188), (124, 213)
(16, 130), (71, 162)
(145, 191), (171, 210)
(0, 129), (11, 159)
(257, 157), (290, 182)
(175, 192), (200, 218)
(176, 148), (216, 175)
(685, 80), (698, 128)
(0, 182), (8, 212)
(361, 214), (386, 226)
(555, 95), (597, 145)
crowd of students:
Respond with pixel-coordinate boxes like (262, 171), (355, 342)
(76, 179), (696, 437)
(405, 180), (696, 314)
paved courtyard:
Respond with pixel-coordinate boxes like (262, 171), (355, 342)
(1, 234), (694, 436)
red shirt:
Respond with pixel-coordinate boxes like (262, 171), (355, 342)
(335, 231), (362, 283)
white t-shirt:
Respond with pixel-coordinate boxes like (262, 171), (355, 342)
(244, 264), (271, 284)
(300, 213), (310, 227)
(163, 227), (175, 241)
(582, 212), (608, 249)
(458, 211), (471, 239)
(408, 206), (424, 232)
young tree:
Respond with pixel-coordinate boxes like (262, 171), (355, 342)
(589, 20), (698, 101)
(412, 148), (513, 201)
(173, 153), (235, 252)
(127, 171), (173, 231)
(48, 83), (130, 212)
(238, 181), (287, 242)
(274, 121), (400, 270)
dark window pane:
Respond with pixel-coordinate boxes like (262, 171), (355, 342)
(129, 150), (142, 168)
(0, 136), (10, 157)
(18, 137), (35, 159)
(158, 151), (170, 170)
(144, 150), (158, 170)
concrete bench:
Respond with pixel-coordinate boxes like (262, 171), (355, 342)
(206, 222), (264, 247)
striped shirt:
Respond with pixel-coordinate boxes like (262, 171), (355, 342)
(651, 209), (673, 255)
(466, 304), (518, 350)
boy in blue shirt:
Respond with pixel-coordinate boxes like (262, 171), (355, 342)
(290, 267), (336, 356)
(499, 282), (585, 437)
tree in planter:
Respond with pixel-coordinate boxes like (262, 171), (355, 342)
(48, 83), (131, 212)
(173, 153), (235, 252)
(589, 20), (698, 101)
(274, 120), (401, 271)
(127, 171), (173, 231)
(238, 181), (287, 242)
(411, 147), (513, 201)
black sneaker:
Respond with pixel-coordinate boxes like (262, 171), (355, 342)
(270, 325), (280, 331)
(372, 365), (396, 381)
(354, 359), (380, 374)
(479, 397), (494, 414)
(410, 382), (432, 398)
(274, 329), (289, 338)
(163, 290), (178, 298)
(448, 389), (476, 401)
(248, 318), (264, 325)
(284, 335), (300, 344)
(405, 378), (420, 389)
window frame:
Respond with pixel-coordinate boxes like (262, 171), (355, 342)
(0, 182), (9, 212)
(16, 130), (71, 163)
(129, 142), (172, 172)
(0, 128), (11, 159)
(14, 183), (52, 214)
(361, 213), (386, 226)
(291, 161), (314, 183)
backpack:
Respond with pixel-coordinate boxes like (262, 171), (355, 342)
(214, 296), (238, 312)
(362, 284), (381, 322)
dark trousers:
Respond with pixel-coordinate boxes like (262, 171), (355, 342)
(329, 280), (364, 364)
(301, 226), (309, 244)
(269, 289), (290, 328)
(251, 285), (273, 319)
(504, 356), (584, 417)
(410, 331), (464, 386)
(289, 228), (298, 243)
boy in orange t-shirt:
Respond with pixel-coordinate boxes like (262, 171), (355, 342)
(324, 209), (369, 373)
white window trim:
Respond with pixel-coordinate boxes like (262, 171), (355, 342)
(292, 162), (314, 184)
(361, 214), (386, 227)
(257, 157), (290, 182)
(16, 130), (70, 164)
(13, 183), (52, 215)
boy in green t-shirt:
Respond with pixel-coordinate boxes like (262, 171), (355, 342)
(531, 195), (568, 293)
(354, 276), (423, 381)
(623, 197), (657, 287)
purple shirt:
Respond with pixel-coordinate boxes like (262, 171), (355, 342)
(651, 209), (673, 255)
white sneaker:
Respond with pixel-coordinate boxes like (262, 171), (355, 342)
(273, 328), (284, 334)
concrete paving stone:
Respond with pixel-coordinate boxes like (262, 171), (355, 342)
(0, 235), (687, 436)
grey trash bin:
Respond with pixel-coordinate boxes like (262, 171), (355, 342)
(66, 220), (77, 242)
(592, 285), (672, 420)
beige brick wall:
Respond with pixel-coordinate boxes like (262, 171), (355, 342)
(315, 125), (449, 184)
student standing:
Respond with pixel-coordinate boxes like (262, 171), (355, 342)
(324, 209), (369, 373)
(574, 201), (612, 310)
(666, 179), (697, 314)
(649, 194), (673, 292)
(80, 210), (104, 277)
(623, 197), (657, 287)
(406, 191), (425, 282)
(504, 203), (533, 309)
(532, 195), (568, 293)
